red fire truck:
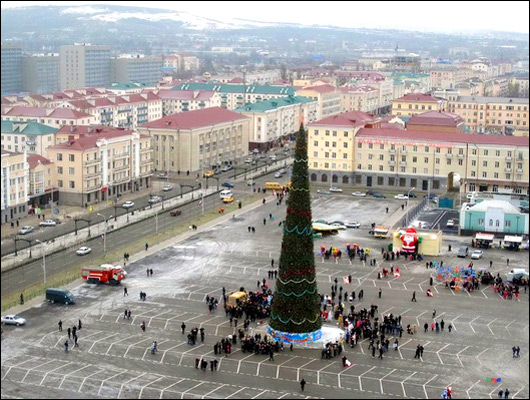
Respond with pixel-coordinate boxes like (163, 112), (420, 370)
(81, 264), (127, 285)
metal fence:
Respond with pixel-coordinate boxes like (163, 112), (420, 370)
(392, 198), (428, 229)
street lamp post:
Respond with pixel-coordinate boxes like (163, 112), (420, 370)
(405, 187), (416, 227)
(180, 184), (194, 199)
(35, 239), (47, 284)
(97, 213), (108, 254)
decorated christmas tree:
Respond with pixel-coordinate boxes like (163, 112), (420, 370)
(269, 124), (322, 335)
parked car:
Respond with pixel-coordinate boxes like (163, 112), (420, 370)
(222, 196), (234, 204)
(407, 193), (418, 198)
(162, 185), (173, 191)
(247, 179), (255, 186)
(279, 168), (286, 175)
(170, 210), (182, 216)
(345, 221), (361, 228)
(317, 190), (331, 195)
(18, 226), (34, 235)
(372, 193), (386, 198)
(157, 172), (168, 178)
(352, 191), (366, 197)
(76, 246), (92, 256)
(365, 190), (376, 196)
(39, 219), (57, 227)
(424, 193), (438, 199)
(221, 182), (234, 188)
(46, 288), (75, 305)
(457, 246), (469, 258)
(222, 165), (233, 172)
(284, 147), (290, 152)
(394, 194), (409, 200)
(269, 154), (277, 160)
(314, 219), (329, 224)
(245, 158), (253, 163)
(204, 170), (215, 178)
(446, 219), (455, 228)
(471, 250), (483, 260)
(274, 172), (282, 178)
(122, 201), (134, 209)
(1, 315), (26, 326)
(214, 169), (222, 175)
(329, 187), (343, 193)
(148, 196), (162, 204)
(329, 222), (346, 230)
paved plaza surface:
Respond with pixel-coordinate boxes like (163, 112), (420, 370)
(1, 192), (529, 399)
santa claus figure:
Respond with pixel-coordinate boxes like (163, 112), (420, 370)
(400, 227), (418, 253)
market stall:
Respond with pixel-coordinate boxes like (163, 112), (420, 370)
(503, 235), (523, 251)
(474, 233), (494, 249)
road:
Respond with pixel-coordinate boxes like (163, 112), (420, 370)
(0, 149), (292, 258)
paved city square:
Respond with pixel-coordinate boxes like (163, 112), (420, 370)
(2, 193), (529, 399)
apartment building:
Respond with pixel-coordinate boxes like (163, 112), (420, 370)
(46, 127), (153, 206)
(172, 83), (296, 110)
(111, 55), (163, 87)
(1, 106), (97, 128)
(389, 72), (432, 94)
(138, 107), (249, 173)
(163, 53), (200, 72)
(234, 96), (318, 150)
(307, 111), (382, 185)
(406, 111), (465, 133)
(107, 82), (148, 95)
(306, 113), (529, 195)
(1, 149), (29, 223)
(27, 154), (57, 209)
(65, 92), (163, 129)
(447, 96), (529, 134)
(1, 121), (58, 155)
(1, 43), (23, 95)
(340, 85), (380, 114)
(23, 88), (110, 108)
(22, 54), (60, 94)
(391, 93), (447, 118)
(60, 44), (111, 90)
(295, 85), (341, 119)
(430, 68), (471, 89)
(155, 90), (222, 116)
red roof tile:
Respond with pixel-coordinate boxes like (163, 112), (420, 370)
(407, 111), (464, 127)
(155, 90), (215, 101)
(56, 125), (134, 136)
(299, 84), (337, 93)
(27, 154), (52, 169)
(50, 130), (139, 151)
(357, 128), (530, 146)
(309, 111), (381, 127)
(1, 106), (93, 119)
(394, 93), (443, 103)
(140, 107), (249, 130)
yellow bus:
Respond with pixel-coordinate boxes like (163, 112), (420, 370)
(265, 182), (284, 190)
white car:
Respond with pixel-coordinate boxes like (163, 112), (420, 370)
(279, 169), (286, 175)
(247, 179), (255, 186)
(18, 226), (34, 235)
(471, 250), (483, 260)
(329, 187), (343, 193)
(245, 158), (253, 163)
(162, 185), (174, 192)
(39, 219), (57, 227)
(148, 196), (163, 204)
(346, 221), (361, 228)
(269, 155), (277, 160)
(352, 191), (366, 197)
(274, 172), (282, 178)
(329, 222), (347, 230)
(446, 219), (455, 228)
(1, 315), (26, 326)
(122, 201), (134, 209)
(394, 194), (409, 200)
(76, 246), (92, 256)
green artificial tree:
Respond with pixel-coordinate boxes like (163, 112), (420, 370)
(269, 124), (322, 334)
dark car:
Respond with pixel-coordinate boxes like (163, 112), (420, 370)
(46, 288), (75, 305)
(366, 190), (376, 196)
(424, 193), (437, 199)
(457, 246), (469, 258)
(372, 193), (386, 198)
(407, 193), (418, 198)
(170, 210), (182, 216)
(221, 182), (234, 188)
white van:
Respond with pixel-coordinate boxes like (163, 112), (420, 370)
(220, 190), (233, 199)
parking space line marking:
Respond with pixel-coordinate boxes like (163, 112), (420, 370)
(106, 334), (138, 355)
(178, 344), (206, 366)
(379, 368), (397, 394)
(465, 379), (481, 398)
(148, 311), (172, 327)
(451, 314), (463, 332)
(139, 376), (164, 398)
(297, 360), (315, 382)
(276, 356), (298, 379)
(58, 364), (92, 389)
(117, 372), (147, 399)
(486, 318), (496, 336)
(226, 387), (248, 399)
(96, 370), (127, 396)
(436, 344), (450, 364)
(469, 316), (480, 334)
(159, 378), (186, 398)
(39, 362), (74, 386)
(165, 313), (190, 330)
(160, 342), (187, 363)
(337, 364), (354, 389)
(401, 371), (417, 397)
(422, 374), (438, 398)
(87, 333), (120, 353)
(124, 338), (151, 358)
(358, 366), (376, 392)
(235, 353), (256, 374)
(316, 363), (334, 385)
(251, 390), (268, 399)
(78, 368), (104, 392)
(180, 382), (205, 398)
(511, 386), (526, 398)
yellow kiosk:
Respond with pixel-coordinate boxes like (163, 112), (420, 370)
(227, 291), (248, 308)
(392, 227), (443, 256)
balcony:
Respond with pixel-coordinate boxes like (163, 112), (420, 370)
(505, 168), (512, 172)
(389, 149), (396, 154)
(457, 153), (465, 158)
(401, 150), (407, 155)
(445, 153), (453, 158)
(113, 152), (129, 160)
(85, 157), (101, 166)
(85, 170), (100, 178)
(86, 182), (102, 190)
(113, 175), (130, 184)
(516, 168), (523, 173)
(400, 161), (407, 166)
(114, 164), (129, 172)
(388, 160), (395, 165)
(505, 156), (512, 161)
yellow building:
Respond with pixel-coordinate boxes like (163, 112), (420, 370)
(391, 93), (447, 118)
(27, 154), (57, 209)
(340, 85), (380, 114)
(47, 127), (153, 206)
(139, 107), (249, 173)
(295, 84), (342, 119)
(1, 149), (29, 223)
(447, 96), (529, 135)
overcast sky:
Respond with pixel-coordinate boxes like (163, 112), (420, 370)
(2, 1), (529, 34)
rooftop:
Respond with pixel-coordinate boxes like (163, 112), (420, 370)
(234, 96), (315, 113)
(356, 128), (530, 147)
(50, 129), (142, 151)
(297, 84), (337, 93)
(154, 90), (216, 101)
(394, 93), (443, 103)
(468, 200), (521, 214)
(1, 105), (93, 119)
(140, 107), (249, 130)
(309, 110), (381, 128)
(172, 82), (295, 95)
(407, 110), (464, 127)
(27, 154), (52, 169)
(1, 120), (58, 135)
(454, 96), (529, 104)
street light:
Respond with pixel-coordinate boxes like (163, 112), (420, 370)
(97, 213), (108, 254)
(35, 239), (47, 284)
(405, 187), (416, 227)
(180, 184), (195, 199)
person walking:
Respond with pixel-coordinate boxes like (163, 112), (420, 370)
(378, 346), (384, 359)
(432, 309), (436, 318)
(300, 379), (306, 391)
(58, 320), (63, 331)
(430, 277), (433, 286)
(20, 293), (24, 305)
(67, 327), (71, 339)
(74, 335), (79, 348)
(64, 340), (69, 353)
(498, 389), (504, 399)
(379, 289), (382, 298)
(78, 319), (82, 330)
(72, 326), (77, 338)
(440, 320), (445, 331)
(424, 323), (429, 333)
(411, 291), (417, 302)
(181, 322), (186, 334)
(127, 310), (131, 320)
(448, 324), (452, 332)
(147, 268), (150, 277)
(420, 345), (424, 358)
(124, 287), (128, 296)
(504, 389), (509, 399)
(145, 243), (149, 251)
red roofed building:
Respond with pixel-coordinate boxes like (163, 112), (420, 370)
(46, 127), (153, 205)
(406, 110), (465, 133)
(27, 154), (58, 208)
(138, 107), (250, 173)
(340, 85), (380, 113)
(154, 89), (222, 115)
(392, 93), (448, 118)
(295, 84), (341, 119)
(1, 105), (97, 128)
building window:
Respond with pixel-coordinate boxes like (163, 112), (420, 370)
(69, 167), (75, 175)
(57, 153), (63, 161)
(357, 143), (362, 148)
(69, 181), (75, 189)
(314, 141), (318, 146)
(69, 154), (75, 162)
(505, 220), (511, 227)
